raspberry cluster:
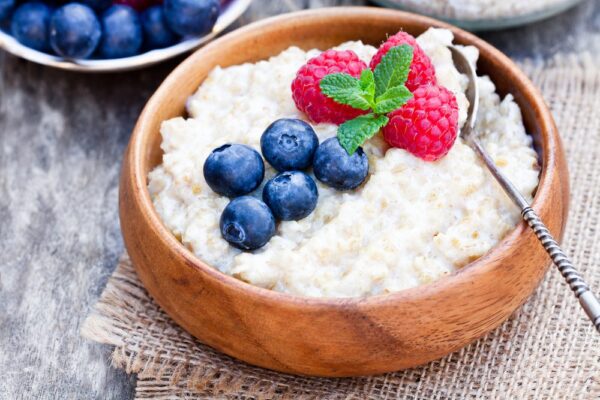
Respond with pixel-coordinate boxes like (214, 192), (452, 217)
(291, 31), (459, 161)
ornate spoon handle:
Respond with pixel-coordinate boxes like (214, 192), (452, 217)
(522, 207), (600, 332)
(471, 138), (600, 333)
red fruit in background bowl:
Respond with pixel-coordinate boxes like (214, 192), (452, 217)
(113, 0), (161, 11)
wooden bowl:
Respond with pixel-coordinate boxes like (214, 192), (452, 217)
(119, 7), (569, 377)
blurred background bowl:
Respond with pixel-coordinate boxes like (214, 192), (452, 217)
(0, 0), (252, 72)
(371, 0), (586, 31)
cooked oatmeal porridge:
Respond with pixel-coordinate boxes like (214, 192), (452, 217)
(148, 28), (540, 298)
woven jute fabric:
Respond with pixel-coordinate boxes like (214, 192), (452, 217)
(81, 54), (600, 399)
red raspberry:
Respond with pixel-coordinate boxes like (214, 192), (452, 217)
(369, 31), (436, 92)
(291, 49), (368, 124)
(383, 84), (459, 161)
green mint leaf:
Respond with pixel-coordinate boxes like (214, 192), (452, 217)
(320, 73), (372, 111)
(373, 85), (413, 114)
(338, 114), (389, 155)
(373, 44), (414, 97)
(358, 69), (375, 105)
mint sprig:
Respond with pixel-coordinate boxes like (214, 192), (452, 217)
(319, 44), (414, 155)
(319, 70), (378, 114)
(372, 85), (412, 114)
(358, 69), (375, 105)
(338, 114), (389, 154)
(373, 45), (413, 97)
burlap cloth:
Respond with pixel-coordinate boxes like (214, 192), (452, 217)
(81, 54), (600, 399)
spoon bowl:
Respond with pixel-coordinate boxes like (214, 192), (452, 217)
(449, 46), (479, 136)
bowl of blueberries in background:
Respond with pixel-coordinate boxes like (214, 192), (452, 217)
(0, 0), (252, 72)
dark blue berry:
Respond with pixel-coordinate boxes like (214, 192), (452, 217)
(220, 196), (276, 251)
(80, 0), (112, 11)
(10, 3), (51, 52)
(141, 6), (177, 50)
(260, 118), (319, 172)
(313, 137), (369, 191)
(0, 0), (15, 23)
(49, 4), (101, 59)
(203, 144), (265, 198)
(99, 5), (142, 59)
(163, 0), (219, 37)
(263, 171), (318, 221)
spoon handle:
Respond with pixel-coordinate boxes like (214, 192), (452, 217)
(470, 138), (600, 333)
(521, 207), (600, 333)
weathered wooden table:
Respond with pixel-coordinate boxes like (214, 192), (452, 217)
(0, 0), (598, 398)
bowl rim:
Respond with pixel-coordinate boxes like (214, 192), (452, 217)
(0, 0), (252, 73)
(126, 7), (558, 307)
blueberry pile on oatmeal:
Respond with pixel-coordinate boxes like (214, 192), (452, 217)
(148, 28), (540, 297)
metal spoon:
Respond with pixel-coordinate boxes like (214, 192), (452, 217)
(449, 46), (600, 333)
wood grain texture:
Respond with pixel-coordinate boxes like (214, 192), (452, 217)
(0, 0), (598, 397)
(120, 8), (569, 377)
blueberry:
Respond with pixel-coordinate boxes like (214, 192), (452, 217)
(203, 144), (265, 198)
(49, 4), (101, 59)
(0, 0), (14, 23)
(141, 6), (178, 50)
(163, 0), (219, 37)
(220, 196), (276, 251)
(313, 137), (369, 191)
(10, 3), (51, 52)
(99, 5), (142, 59)
(260, 118), (319, 172)
(80, 0), (111, 11)
(263, 171), (318, 221)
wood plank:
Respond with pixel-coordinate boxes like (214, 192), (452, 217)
(0, 0), (597, 398)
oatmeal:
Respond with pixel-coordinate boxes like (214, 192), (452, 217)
(148, 28), (540, 298)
